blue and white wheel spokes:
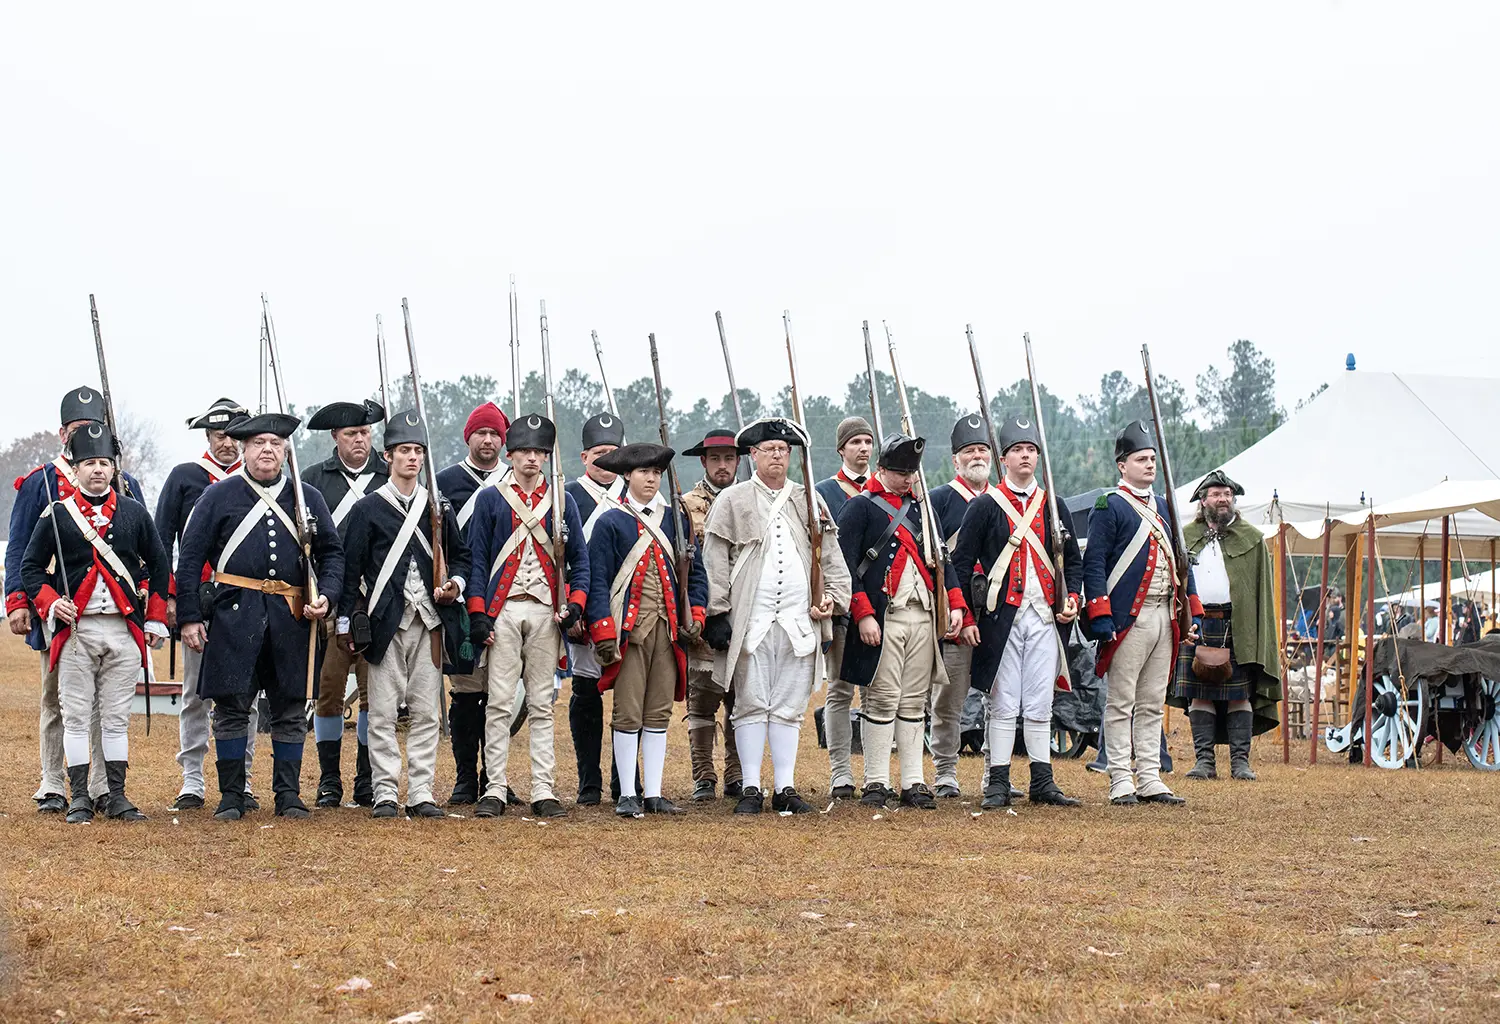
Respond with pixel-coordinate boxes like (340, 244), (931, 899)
(1464, 678), (1500, 771)
(1368, 675), (1424, 770)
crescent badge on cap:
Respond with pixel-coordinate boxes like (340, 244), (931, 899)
(528, 415), (542, 428)
(405, 412), (419, 426)
(1017, 418), (1031, 428)
(87, 424), (103, 438)
(968, 416), (982, 428)
(79, 390), (94, 404)
(598, 414), (613, 427)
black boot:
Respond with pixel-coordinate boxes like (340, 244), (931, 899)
(103, 761), (146, 821)
(352, 742), (374, 807)
(273, 758), (311, 818)
(981, 764), (1012, 809)
(447, 693), (482, 805)
(315, 739), (344, 807)
(569, 683), (604, 804)
(1228, 709), (1258, 780)
(65, 764), (94, 824)
(1185, 709), (1218, 780)
(213, 758), (247, 821)
(1027, 762), (1081, 806)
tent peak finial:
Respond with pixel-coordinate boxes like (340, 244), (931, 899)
(1346, 353), (1357, 371)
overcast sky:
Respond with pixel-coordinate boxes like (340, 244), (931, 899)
(4, 3), (1497, 470)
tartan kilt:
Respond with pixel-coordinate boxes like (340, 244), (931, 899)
(1172, 609), (1252, 703)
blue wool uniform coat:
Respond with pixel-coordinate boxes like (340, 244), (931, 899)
(175, 474), (344, 701)
(301, 451), (390, 535)
(154, 456), (241, 597)
(584, 501), (708, 697)
(814, 469), (867, 522)
(6, 459), (147, 651)
(436, 459), (506, 536)
(338, 488), (471, 666)
(464, 481), (589, 622)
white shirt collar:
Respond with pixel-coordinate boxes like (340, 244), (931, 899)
(340, 456), (370, 475)
(1120, 479), (1154, 499)
(841, 461), (869, 481)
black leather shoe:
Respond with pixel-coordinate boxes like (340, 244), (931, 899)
(37, 793), (67, 814)
(1028, 763), (1082, 807)
(1110, 792), (1140, 805)
(723, 781), (744, 798)
(1140, 791), (1187, 805)
(474, 796), (505, 818)
(242, 792), (260, 813)
(691, 780), (716, 803)
(531, 798), (567, 819)
(981, 765), (1012, 809)
(615, 794), (643, 817)
(900, 784), (938, 810)
(213, 758), (247, 821)
(371, 801), (400, 819)
(643, 796), (686, 815)
(830, 784), (857, 800)
(352, 743), (374, 807)
(576, 787), (602, 806)
(406, 801), (445, 818)
(933, 783), (961, 799)
(772, 787), (815, 814)
(171, 792), (205, 811)
(734, 787), (764, 815)
(506, 788), (523, 806)
(860, 784), (894, 808)
(315, 739), (344, 807)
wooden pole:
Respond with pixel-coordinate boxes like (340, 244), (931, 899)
(1309, 520), (1332, 764)
(1440, 515), (1451, 645)
(1345, 535), (1363, 728)
(1490, 538), (1496, 626)
(1418, 535), (1426, 641)
(1362, 515), (1377, 767)
(1276, 524), (1290, 763)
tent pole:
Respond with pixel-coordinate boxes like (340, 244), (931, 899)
(1440, 516), (1451, 645)
(1309, 521), (1331, 765)
(1418, 536), (1426, 642)
(1490, 538), (1496, 624)
(1276, 523), (1290, 763)
(1362, 516), (1377, 767)
(1345, 535), (1362, 729)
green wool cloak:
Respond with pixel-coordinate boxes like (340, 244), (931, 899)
(1169, 515), (1284, 738)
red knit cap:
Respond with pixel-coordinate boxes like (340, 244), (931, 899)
(464, 402), (509, 442)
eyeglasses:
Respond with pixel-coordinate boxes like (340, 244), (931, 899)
(754, 444), (791, 458)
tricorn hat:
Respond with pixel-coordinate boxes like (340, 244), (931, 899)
(67, 421), (117, 463)
(877, 433), (925, 473)
(1114, 420), (1156, 462)
(996, 415), (1041, 455)
(593, 442), (675, 474)
(307, 399), (385, 431)
(382, 409), (429, 450)
(581, 411), (626, 450)
(186, 397), (250, 431)
(950, 414), (992, 454)
(736, 417), (808, 451)
(683, 427), (744, 456)
(59, 386), (105, 427)
(506, 413), (557, 453)
(1191, 469), (1244, 502)
(226, 412), (301, 441)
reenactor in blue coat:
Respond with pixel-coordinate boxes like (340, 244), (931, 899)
(155, 397), (261, 811)
(337, 411), (469, 819)
(1082, 421), (1202, 806)
(813, 415), (874, 799)
(301, 399), (386, 808)
(21, 423), (170, 823)
(925, 414), (995, 799)
(6, 386), (145, 813)
(564, 411), (629, 805)
(835, 433), (973, 810)
(584, 442), (709, 817)
(176, 412), (345, 820)
(952, 416), (1083, 808)
(434, 400), (509, 805)
(464, 413), (589, 819)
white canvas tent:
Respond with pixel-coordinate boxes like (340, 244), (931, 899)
(1279, 479), (1500, 558)
(1176, 368), (1500, 542)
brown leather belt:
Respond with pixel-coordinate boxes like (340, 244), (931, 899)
(214, 572), (306, 618)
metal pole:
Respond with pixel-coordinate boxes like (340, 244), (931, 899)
(1277, 523), (1290, 763)
(1310, 515), (1331, 764)
(1362, 514), (1377, 766)
(1440, 515), (1451, 645)
(1419, 535), (1427, 643)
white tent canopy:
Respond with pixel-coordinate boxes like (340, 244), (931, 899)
(1383, 568), (1498, 609)
(1278, 479), (1500, 558)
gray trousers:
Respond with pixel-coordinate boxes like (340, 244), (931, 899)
(929, 643), (973, 787)
(38, 647), (107, 800)
(823, 618), (860, 789)
(177, 642), (258, 798)
(369, 617), (444, 807)
(1104, 598), (1174, 798)
(57, 615), (138, 766)
(482, 600), (560, 803)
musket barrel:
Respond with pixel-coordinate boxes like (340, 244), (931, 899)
(1023, 332), (1070, 611)
(783, 311), (825, 605)
(509, 275), (521, 417)
(966, 325), (1001, 482)
(648, 333), (694, 626)
(861, 320), (886, 442)
(715, 311), (745, 431)
(540, 302), (567, 615)
(260, 294), (318, 607)
(376, 314), (391, 423)
(88, 294), (128, 497)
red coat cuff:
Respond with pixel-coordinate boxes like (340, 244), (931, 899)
(946, 587), (967, 613)
(1069, 592), (1081, 608)
(34, 585), (62, 618)
(568, 591), (587, 613)
(849, 591), (876, 622)
(1086, 595), (1112, 620)
(691, 606), (705, 626)
(1188, 594), (1205, 618)
(590, 617), (618, 643)
(146, 593), (168, 625)
(467, 596), (487, 615)
(167, 574), (178, 597)
(5, 590), (28, 614)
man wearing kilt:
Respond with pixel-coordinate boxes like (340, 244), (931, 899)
(1171, 470), (1282, 781)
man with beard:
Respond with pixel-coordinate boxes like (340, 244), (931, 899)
(21, 422), (170, 823)
(156, 398), (262, 811)
(1082, 421), (1201, 806)
(7, 387), (145, 814)
(302, 399), (386, 808)
(435, 401), (509, 806)
(176, 412), (343, 820)
(813, 416), (874, 799)
(1171, 470), (1281, 782)
(679, 428), (745, 802)
(926, 414), (994, 799)
(701, 418), (850, 814)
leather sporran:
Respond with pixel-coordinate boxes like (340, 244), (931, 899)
(1191, 644), (1233, 683)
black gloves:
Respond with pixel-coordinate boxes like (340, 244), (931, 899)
(558, 602), (582, 631)
(469, 614), (493, 648)
(702, 613), (733, 652)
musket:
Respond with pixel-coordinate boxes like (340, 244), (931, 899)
(647, 333), (695, 631)
(88, 295), (132, 500)
(508, 275), (521, 418)
(261, 295), (322, 693)
(539, 301), (568, 618)
(1141, 344), (1192, 637)
(375, 314), (392, 422)
(257, 315), (270, 415)
(1023, 332), (1071, 617)
(965, 325), (1001, 466)
(592, 330), (620, 416)
(885, 321), (953, 634)
(401, 299), (450, 668)
(861, 320), (886, 444)
(783, 311), (825, 608)
(714, 311), (745, 431)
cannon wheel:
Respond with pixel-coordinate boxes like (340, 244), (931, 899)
(1051, 725), (1084, 759)
(1463, 677), (1500, 771)
(1368, 675), (1427, 770)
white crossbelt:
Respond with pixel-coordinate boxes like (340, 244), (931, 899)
(578, 475), (625, 540)
(488, 484), (554, 583)
(456, 462), (508, 529)
(367, 484), (431, 612)
(56, 499), (145, 598)
(216, 471), (298, 573)
(1104, 492), (1175, 596)
(983, 487), (1049, 614)
(196, 456), (234, 483)
(331, 470), (376, 526)
(607, 528), (659, 630)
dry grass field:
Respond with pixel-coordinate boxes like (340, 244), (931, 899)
(1, 632), (1498, 1023)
